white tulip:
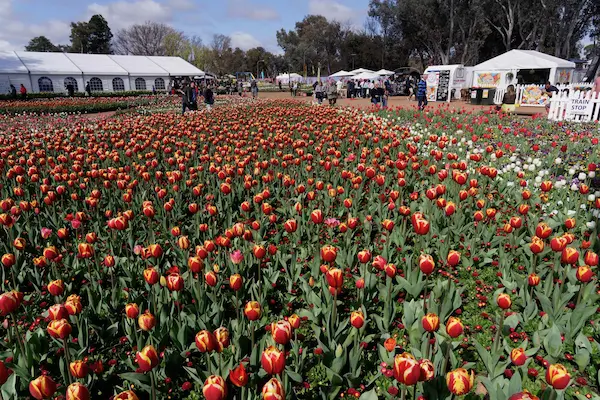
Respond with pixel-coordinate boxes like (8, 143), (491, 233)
(567, 209), (577, 216)
(589, 171), (595, 178)
(535, 176), (542, 183)
(586, 221), (596, 229)
(571, 184), (579, 191)
(555, 158), (562, 164)
(580, 204), (587, 210)
(588, 195), (596, 202)
(569, 169), (575, 176)
(578, 173), (587, 181)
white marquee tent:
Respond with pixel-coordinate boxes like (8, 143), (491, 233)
(275, 73), (303, 84)
(349, 68), (374, 75)
(375, 69), (395, 76)
(330, 70), (354, 78)
(472, 49), (576, 87)
(0, 51), (204, 94)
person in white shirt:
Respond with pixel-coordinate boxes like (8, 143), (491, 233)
(336, 79), (343, 98)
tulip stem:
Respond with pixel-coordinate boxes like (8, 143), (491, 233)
(332, 291), (338, 325)
(493, 312), (505, 355)
(206, 352), (212, 375)
(150, 369), (157, 400)
(63, 339), (73, 385)
(400, 386), (406, 400)
(576, 287), (583, 306)
(412, 385), (417, 400)
(423, 274), (428, 312)
(10, 313), (25, 359)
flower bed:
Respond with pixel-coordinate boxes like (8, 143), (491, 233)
(0, 101), (598, 400)
(0, 95), (181, 115)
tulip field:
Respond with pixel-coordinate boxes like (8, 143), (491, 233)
(0, 99), (599, 400)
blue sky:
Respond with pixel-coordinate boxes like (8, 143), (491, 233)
(0, 0), (370, 52)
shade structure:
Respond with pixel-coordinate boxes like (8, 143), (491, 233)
(349, 68), (374, 75)
(375, 69), (395, 76)
(276, 73), (303, 82)
(330, 70), (354, 77)
(473, 50), (575, 71)
(352, 72), (381, 80)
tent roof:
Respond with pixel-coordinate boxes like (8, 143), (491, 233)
(352, 72), (380, 80)
(330, 70), (353, 77)
(349, 68), (374, 74)
(65, 53), (128, 75)
(0, 51), (29, 73)
(108, 55), (169, 76)
(15, 51), (81, 75)
(473, 50), (575, 70)
(146, 56), (204, 76)
(375, 69), (395, 76)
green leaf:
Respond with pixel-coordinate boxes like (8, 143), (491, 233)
(508, 370), (522, 396)
(543, 324), (562, 359)
(358, 388), (379, 400)
(286, 368), (303, 383)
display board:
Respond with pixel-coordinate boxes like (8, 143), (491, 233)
(436, 70), (451, 101)
(474, 72), (501, 87)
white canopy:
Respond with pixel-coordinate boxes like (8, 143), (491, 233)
(473, 50), (575, 71)
(276, 73), (303, 82)
(375, 69), (395, 76)
(109, 55), (170, 76)
(0, 51), (203, 76)
(352, 72), (381, 80)
(330, 70), (354, 77)
(349, 68), (374, 75)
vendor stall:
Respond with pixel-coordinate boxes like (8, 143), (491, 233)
(423, 64), (470, 102)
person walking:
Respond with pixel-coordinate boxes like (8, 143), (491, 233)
(204, 84), (214, 110)
(85, 82), (91, 96)
(237, 81), (243, 97)
(9, 84), (16, 99)
(417, 76), (428, 110)
(19, 84), (27, 100)
(251, 80), (258, 98)
(292, 81), (298, 97)
(314, 81), (324, 104)
(179, 80), (194, 115)
(327, 81), (338, 105)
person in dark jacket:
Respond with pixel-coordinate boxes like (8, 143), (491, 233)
(204, 85), (214, 110)
(9, 84), (16, 98)
(417, 76), (428, 110)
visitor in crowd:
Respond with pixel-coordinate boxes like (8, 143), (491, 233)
(370, 83), (380, 105)
(204, 85), (214, 110)
(85, 82), (91, 96)
(20, 84), (27, 100)
(368, 80), (375, 98)
(237, 81), (243, 96)
(327, 81), (338, 105)
(190, 82), (198, 110)
(382, 85), (389, 109)
(9, 84), (16, 99)
(278, 81), (282, 91)
(347, 80), (355, 98)
(315, 81), (324, 104)
(152, 85), (157, 95)
(408, 77), (416, 101)
(417, 76), (428, 110)
(180, 80), (195, 115)
(544, 81), (559, 97)
(251, 80), (258, 98)
(67, 83), (75, 97)
(497, 84), (516, 113)
(336, 79), (343, 98)
(292, 81), (298, 96)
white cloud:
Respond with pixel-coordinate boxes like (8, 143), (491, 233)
(227, 0), (279, 21)
(230, 32), (261, 50)
(86, 0), (174, 31)
(308, 0), (359, 24)
(0, 0), (71, 50)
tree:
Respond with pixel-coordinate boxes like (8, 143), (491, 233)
(113, 22), (178, 55)
(88, 15), (113, 54)
(25, 36), (59, 52)
(69, 15), (112, 54)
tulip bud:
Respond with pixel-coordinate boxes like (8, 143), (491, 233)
(576, 266), (593, 283)
(447, 250), (461, 267)
(261, 345), (285, 375)
(195, 330), (217, 353)
(29, 375), (57, 400)
(262, 377), (285, 400)
(1, 253), (15, 268)
(271, 320), (292, 345)
(497, 293), (512, 309)
(422, 313), (440, 332)
(446, 317), (464, 338)
(47, 318), (72, 339)
(138, 311), (156, 331)
(545, 363), (570, 390)
(510, 348), (527, 366)
(136, 345), (159, 372)
(69, 360), (89, 379)
(203, 375), (227, 400)
(229, 363), (249, 387)
(418, 254), (435, 275)
(320, 245), (337, 263)
(66, 382), (90, 400)
(350, 310), (364, 329)
(325, 267), (343, 289)
(393, 353), (420, 386)
(125, 303), (139, 319)
(229, 274), (243, 291)
(244, 301), (261, 321)
(527, 273), (540, 287)
(384, 337), (396, 352)
(446, 368), (475, 395)
(214, 327), (230, 352)
(143, 267), (159, 285)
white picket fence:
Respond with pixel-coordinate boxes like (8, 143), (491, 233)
(547, 90), (600, 122)
(493, 83), (594, 106)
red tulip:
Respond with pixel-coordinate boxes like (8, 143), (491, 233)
(138, 311), (156, 331)
(576, 266), (593, 283)
(350, 310), (364, 328)
(262, 377), (285, 400)
(244, 301), (261, 320)
(203, 375), (227, 400)
(545, 363), (570, 390)
(310, 209), (323, 224)
(510, 348), (527, 366)
(136, 345), (159, 372)
(214, 327), (230, 352)
(497, 293), (512, 309)
(66, 382), (90, 400)
(422, 313), (440, 332)
(195, 330), (217, 353)
(229, 363), (249, 387)
(261, 345), (285, 375)
(446, 368), (474, 395)
(446, 317), (464, 338)
(447, 250), (461, 267)
(271, 320), (292, 345)
(320, 245), (337, 263)
(29, 375), (57, 399)
(393, 353), (420, 386)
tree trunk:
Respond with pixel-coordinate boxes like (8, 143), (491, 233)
(448, 0), (454, 63)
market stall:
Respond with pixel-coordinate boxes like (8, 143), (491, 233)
(423, 64), (470, 102)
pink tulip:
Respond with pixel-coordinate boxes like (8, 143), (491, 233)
(230, 250), (243, 264)
(324, 218), (340, 228)
(41, 228), (52, 239)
